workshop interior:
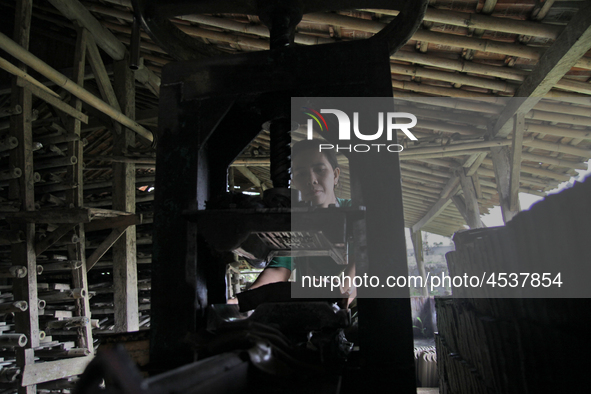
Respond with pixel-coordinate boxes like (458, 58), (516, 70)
(0, 0), (590, 393)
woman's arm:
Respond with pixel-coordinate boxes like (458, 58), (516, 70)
(341, 262), (357, 307)
(249, 267), (292, 289)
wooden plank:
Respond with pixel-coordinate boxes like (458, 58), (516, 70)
(86, 227), (127, 272)
(112, 56), (139, 332)
(21, 355), (93, 386)
(16, 77), (88, 124)
(509, 113), (525, 211)
(47, 0), (160, 96)
(459, 170), (483, 229)
(35, 223), (76, 256)
(85, 213), (143, 232)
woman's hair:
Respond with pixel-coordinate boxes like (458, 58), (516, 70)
(291, 139), (339, 170)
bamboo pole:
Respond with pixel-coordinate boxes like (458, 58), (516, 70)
(390, 63), (516, 93)
(362, 7), (562, 40)
(0, 57), (60, 98)
(302, 12), (591, 70)
(88, 5), (591, 94)
(402, 139), (519, 156)
(0, 32), (153, 142)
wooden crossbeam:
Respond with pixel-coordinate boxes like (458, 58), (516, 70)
(491, 1), (591, 139)
(86, 227), (127, 272)
(47, 0), (160, 96)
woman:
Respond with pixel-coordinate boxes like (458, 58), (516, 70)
(247, 139), (356, 302)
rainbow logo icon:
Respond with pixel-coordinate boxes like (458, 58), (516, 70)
(302, 107), (328, 132)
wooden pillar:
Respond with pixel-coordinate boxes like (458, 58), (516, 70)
(458, 170), (484, 228)
(66, 27), (93, 353)
(112, 56), (139, 332)
(509, 113), (525, 212)
(410, 230), (429, 297)
(491, 115), (520, 224)
(9, 2), (38, 393)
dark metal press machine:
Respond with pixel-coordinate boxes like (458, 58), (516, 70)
(75, 1), (428, 393)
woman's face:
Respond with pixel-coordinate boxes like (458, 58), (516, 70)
(292, 148), (340, 207)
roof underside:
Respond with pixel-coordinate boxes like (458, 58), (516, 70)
(1, 0), (590, 237)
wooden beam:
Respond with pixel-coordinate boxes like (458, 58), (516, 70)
(0, 31), (154, 142)
(465, 152), (488, 176)
(403, 138), (519, 156)
(47, 0), (160, 96)
(510, 113), (525, 211)
(86, 33), (121, 133)
(9, 3), (38, 393)
(235, 166), (269, 191)
(35, 223), (76, 256)
(84, 155), (156, 164)
(112, 56), (139, 332)
(491, 1), (591, 139)
(459, 170), (484, 229)
(439, 173), (460, 199)
(490, 146), (519, 223)
(532, 0), (556, 21)
(472, 173), (483, 200)
(86, 227), (127, 272)
(0, 57), (60, 98)
(65, 26), (94, 355)
(410, 230), (428, 297)
(411, 194), (454, 233)
(21, 355), (93, 386)
(85, 213), (142, 232)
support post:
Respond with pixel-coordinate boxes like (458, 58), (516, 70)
(459, 170), (484, 228)
(112, 56), (139, 332)
(9, 2), (38, 393)
(65, 26), (94, 354)
(510, 113), (525, 211)
(491, 144), (520, 223)
(410, 230), (428, 297)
